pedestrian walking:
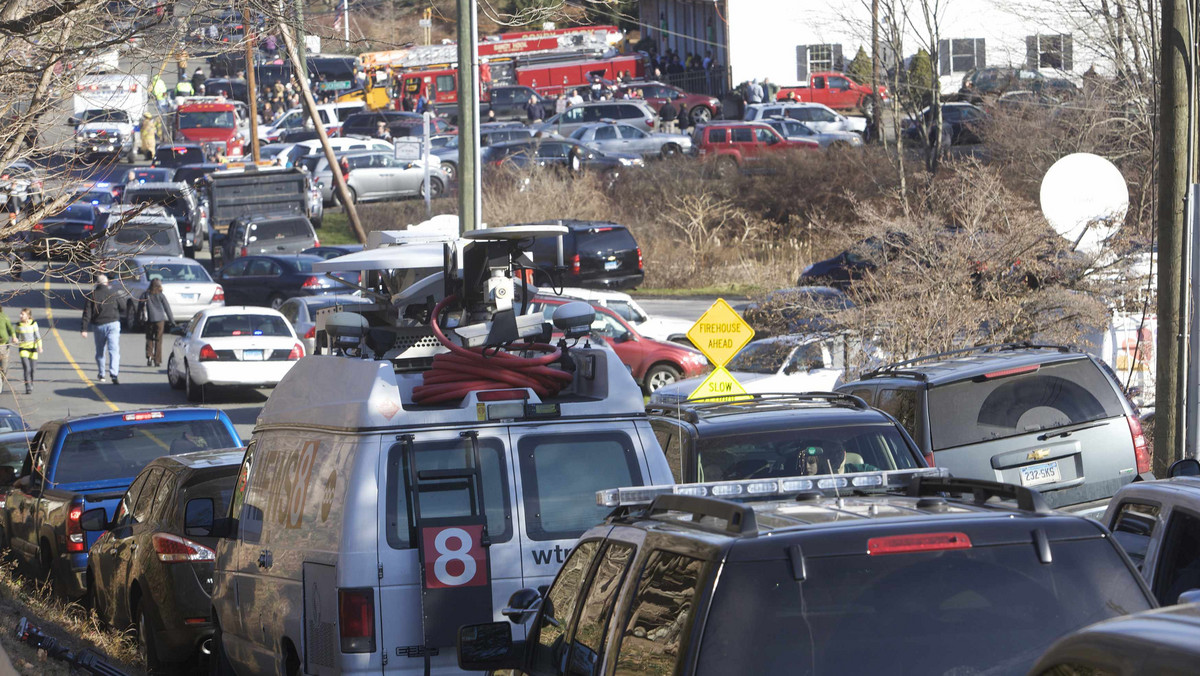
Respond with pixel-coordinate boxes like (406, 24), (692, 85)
(0, 304), (14, 393)
(15, 309), (39, 394)
(190, 68), (204, 94)
(80, 274), (122, 384)
(676, 103), (690, 133)
(139, 111), (158, 159)
(140, 279), (173, 368)
(658, 99), (678, 133)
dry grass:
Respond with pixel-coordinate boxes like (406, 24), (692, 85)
(0, 560), (143, 675)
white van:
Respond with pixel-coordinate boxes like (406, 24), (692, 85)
(200, 227), (673, 674)
(260, 102), (366, 144)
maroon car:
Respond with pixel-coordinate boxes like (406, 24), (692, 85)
(531, 296), (708, 394)
(616, 81), (722, 125)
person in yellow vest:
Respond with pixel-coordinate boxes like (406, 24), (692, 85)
(15, 308), (40, 395)
(140, 112), (158, 159)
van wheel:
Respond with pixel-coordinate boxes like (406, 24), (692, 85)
(643, 364), (682, 395)
(715, 156), (738, 179)
(185, 364), (205, 403)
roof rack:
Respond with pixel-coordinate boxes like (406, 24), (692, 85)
(646, 494), (757, 535)
(906, 474), (1050, 513)
(645, 392), (869, 422)
(859, 342), (1075, 380)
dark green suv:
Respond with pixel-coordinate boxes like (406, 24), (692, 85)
(457, 471), (1156, 675)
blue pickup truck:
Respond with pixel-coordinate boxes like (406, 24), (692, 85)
(0, 408), (240, 598)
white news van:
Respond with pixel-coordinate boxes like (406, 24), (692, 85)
(199, 226), (673, 674)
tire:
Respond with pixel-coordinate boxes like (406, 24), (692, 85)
(167, 355), (184, 390)
(690, 106), (712, 125)
(442, 162), (457, 182)
(660, 143), (681, 159)
(210, 621), (236, 676)
(184, 245), (195, 259)
(860, 98), (876, 119)
(643, 364), (682, 395)
(311, 214), (323, 229)
(185, 364), (205, 403)
(424, 177), (445, 199)
(138, 599), (167, 674)
(715, 156), (738, 180)
(268, 293), (285, 311)
(122, 301), (135, 331)
(338, 186), (357, 206)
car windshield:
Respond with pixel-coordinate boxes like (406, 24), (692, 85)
(202, 314), (292, 338)
(84, 110), (129, 123)
(76, 190), (114, 205)
(0, 415), (25, 433)
(53, 420), (238, 484)
(927, 358), (1126, 450)
(694, 424), (918, 481)
(144, 262), (212, 283)
(697, 538), (1152, 676)
(179, 111), (236, 128)
(726, 341), (796, 374)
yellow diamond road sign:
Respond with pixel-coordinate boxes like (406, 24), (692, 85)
(689, 367), (750, 402)
(687, 298), (755, 368)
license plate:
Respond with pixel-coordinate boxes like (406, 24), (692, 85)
(242, 349), (264, 361)
(180, 293), (198, 301)
(1020, 460), (1061, 487)
(604, 260), (620, 271)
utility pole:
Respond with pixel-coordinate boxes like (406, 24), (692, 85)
(293, 0), (308, 82)
(244, 9), (261, 162)
(1156, 0), (1194, 467)
(869, 0), (883, 144)
(455, 0), (481, 234)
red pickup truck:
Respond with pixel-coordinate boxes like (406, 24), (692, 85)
(776, 72), (888, 115)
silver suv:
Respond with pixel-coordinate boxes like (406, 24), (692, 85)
(837, 343), (1153, 514)
(536, 100), (658, 137)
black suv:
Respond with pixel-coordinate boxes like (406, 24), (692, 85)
(837, 343), (1153, 513)
(121, 181), (205, 257)
(459, 472), (1155, 675)
(647, 393), (925, 482)
(525, 220), (644, 290)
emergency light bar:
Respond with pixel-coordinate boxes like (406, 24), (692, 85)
(596, 468), (951, 507)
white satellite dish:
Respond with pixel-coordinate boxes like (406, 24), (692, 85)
(1040, 153), (1128, 255)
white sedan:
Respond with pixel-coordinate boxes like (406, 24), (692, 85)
(166, 306), (305, 402)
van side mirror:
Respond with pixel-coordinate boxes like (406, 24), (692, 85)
(457, 622), (520, 671)
(1169, 458), (1200, 477)
(80, 507), (109, 532)
(184, 497), (214, 536)
(501, 587), (542, 625)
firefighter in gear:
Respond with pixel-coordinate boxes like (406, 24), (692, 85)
(15, 308), (40, 395)
(140, 112), (159, 159)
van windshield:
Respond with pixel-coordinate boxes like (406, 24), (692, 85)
(927, 358), (1126, 450)
(695, 424), (917, 482)
(697, 538), (1152, 676)
(53, 420), (237, 484)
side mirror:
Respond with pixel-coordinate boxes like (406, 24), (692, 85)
(457, 622), (519, 671)
(184, 497), (214, 536)
(613, 332), (633, 343)
(1169, 458), (1200, 477)
(1178, 589), (1200, 605)
(501, 587), (543, 625)
(80, 507), (110, 532)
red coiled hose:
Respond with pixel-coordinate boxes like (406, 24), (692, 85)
(411, 295), (574, 405)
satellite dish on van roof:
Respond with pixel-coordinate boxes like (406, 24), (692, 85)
(1040, 153), (1128, 255)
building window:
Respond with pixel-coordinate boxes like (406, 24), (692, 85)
(1026, 34), (1073, 70)
(938, 38), (985, 75)
(795, 44), (844, 80)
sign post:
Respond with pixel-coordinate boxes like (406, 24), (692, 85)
(686, 299), (755, 402)
(423, 111), (432, 217)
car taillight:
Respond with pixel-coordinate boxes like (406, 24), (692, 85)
(868, 532), (972, 555)
(923, 452), (935, 467)
(645, 118), (654, 127)
(66, 503), (85, 553)
(288, 343), (304, 360)
(199, 344), (219, 361)
(32, 223), (43, 231)
(304, 326), (316, 339)
(240, 247), (248, 257)
(571, 254), (580, 275)
(302, 276), (323, 288)
(313, 237), (320, 248)
(636, 247), (643, 271)
(152, 533), (215, 563)
(339, 588), (376, 653)
(1128, 415), (1152, 475)
(212, 285), (224, 302)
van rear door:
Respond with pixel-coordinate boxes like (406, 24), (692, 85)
(375, 428), (516, 671)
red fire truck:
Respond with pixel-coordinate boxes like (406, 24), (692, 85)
(173, 96), (244, 158)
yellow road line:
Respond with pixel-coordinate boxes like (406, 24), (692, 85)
(43, 276), (119, 412)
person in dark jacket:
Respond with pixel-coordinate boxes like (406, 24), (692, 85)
(659, 99), (678, 133)
(140, 279), (174, 368)
(525, 95), (545, 123)
(80, 273), (122, 384)
(677, 103), (691, 132)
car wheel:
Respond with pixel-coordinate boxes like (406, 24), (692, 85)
(338, 186), (357, 206)
(690, 106), (712, 125)
(185, 364), (205, 403)
(715, 156), (738, 180)
(660, 143), (681, 159)
(643, 364), (682, 395)
(268, 293), (285, 310)
(184, 244), (195, 259)
(442, 162), (457, 182)
(137, 599), (167, 674)
(167, 355), (184, 390)
(311, 214), (323, 229)
(425, 177), (445, 199)
(122, 301), (135, 331)
(860, 98), (876, 119)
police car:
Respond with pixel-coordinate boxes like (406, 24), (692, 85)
(196, 222), (673, 674)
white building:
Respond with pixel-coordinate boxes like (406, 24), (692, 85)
(636, 0), (1107, 91)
